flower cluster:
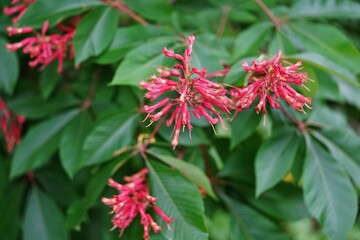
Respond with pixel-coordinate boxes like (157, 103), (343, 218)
(6, 19), (77, 73)
(0, 99), (25, 153)
(231, 50), (312, 115)
(140, 36), (232, 148)
(3, 0), (35, 23)
(102, 168), (173, 240)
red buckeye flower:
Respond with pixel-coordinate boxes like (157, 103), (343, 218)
(140, 35), (232, 148)
(102, 168), (173, 240)
(231, 50), (312, 115)
(6, 19), (76, 73)
(0, 99), (26, 153)
(3, 0), (35, 23)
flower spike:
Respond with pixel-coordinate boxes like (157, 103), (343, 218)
(140, 35), (232, 148)
(231, 50), (312, 115)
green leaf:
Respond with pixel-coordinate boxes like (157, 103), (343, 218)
(40, 63), (61, 100)
(221, 194), (289, 240)
(0, 37), (19, 95)
(124, 0), (173, 23)
(191, 34), (229, 73)
(255, 129), (301, 197)
(10, 109), (81, 178)
(268, 31), (297, 55)
(230, 109), (261, 149)
(109, 39), (178, 86)
(158, 124), (209, 147)
(60, 112), (92, 178)
(288, 52), (360, 89)
(73, 7), (119, 65)
(312, 129), (360, 189)
(147, 161), (208, 240)
(233, 22), (273, 59)
(18, 0), (102, 28)
(7, 92), (80, 119)
(66, 156), (130, 229)
(82, 112), (138, 166)
(96, 25), (173, 64)
(223, 57), (254, 85)
(148, 151), (216, 199)
(287, 22), (360, 75)
(24, 187), (68, 240)
(0, 181), (25, 240)
(332, 76), (360, 109)
(247, 183), (309, 222)
(289, 0), (360, 19)
(302, 136), (357, 240)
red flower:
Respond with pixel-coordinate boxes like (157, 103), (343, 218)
(0, 99), (26, 153)
(3, 0), (35, 23)
(6, 20), (76, 73)
(102, 168), (173, 240)
(231, 50), (312, 115)
(140, 36), (232, 148)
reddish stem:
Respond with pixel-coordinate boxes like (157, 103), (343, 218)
(254, 0), (281, 29)
(103, 0), (148, 26)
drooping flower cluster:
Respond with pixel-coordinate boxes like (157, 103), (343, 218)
(140, 36), (232, 148)
(3, 0), (35, 23)
(6, 19), (78, 73)
(231, 50), (311, 115)
(0, 99), (26, 153)
(102, 168), (173, 240)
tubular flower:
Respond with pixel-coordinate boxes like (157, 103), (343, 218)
(3, 0), (35, 23)
(102, 168), (173, 240)
(231, 50), (312, 115)
(6, 19), (77, 73)
(140, 35), (232, 148)
(0, 99), (26, 153)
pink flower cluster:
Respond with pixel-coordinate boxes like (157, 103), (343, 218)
(0, 99), (25, 153)
(3, 0), (34, 23)
(140, 36), (232, 148)
(102, 168), (173, 240)
(6, 19), (77, 73)
(231, 51), (312, 115)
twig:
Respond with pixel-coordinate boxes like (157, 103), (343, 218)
(103, 0), (148, 26)
(216, 6), (230, 37)
(254, 0), (281, 29)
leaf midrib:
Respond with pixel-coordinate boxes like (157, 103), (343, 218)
(307, 141), (338, 227)
(148, 163), (206, 238)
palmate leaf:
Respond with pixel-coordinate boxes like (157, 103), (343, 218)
(147, 161), (208, 240)
(73, 7), (119, 65)
(312, 128), (360, 189)
(24, 187), (68, 240)
(10, 109), (81, 178)
(289, 0), (360, 19)
(18, 0), (102, 28)
(287, 22), (360, 75)
(302, 136), (357, 240)
(233, 22), (273, 59)
(288, 53), (360, 89)
(255, 128), (301, 197)
(81, 112), (138, 166)
(221, 193), (289, 240)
